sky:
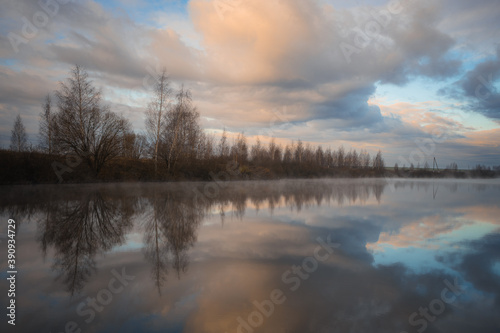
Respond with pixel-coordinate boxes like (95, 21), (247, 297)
(0, 0), (499, 167)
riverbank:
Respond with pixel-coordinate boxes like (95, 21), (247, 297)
(0, 150), (497, 185)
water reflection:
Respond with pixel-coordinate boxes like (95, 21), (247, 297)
(0, 179), (499, 333)
(0, 180), (388, 296)
(143, 188), (203, 294)
(36, 189), (133, 294)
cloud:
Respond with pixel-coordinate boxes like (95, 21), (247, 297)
(442, 46), (500, 119)
(0, 0), (498, 165)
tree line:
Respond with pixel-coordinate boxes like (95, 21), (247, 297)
(7, 65), (390, 182)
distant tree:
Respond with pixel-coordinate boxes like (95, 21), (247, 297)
(325, 147), (333, 168)
(199, 133), (215, 160)
(446, 162), (458, 172)
(423, 161), (430, 171)
(273, 144), (283, 163)
(39, 94), (55, 154)
(268, 138), (278, 162)
(294, 140), (304, 164)
(315, 146), (324, 166)
(360, 149), (371, 169)
(251, 137), (264, 163)
(10, 114), (28, 152)
(218, 128), (230, 159)
(231, 132), (248, 165)
(351, 149), (360, 168)
(122, 132), (148, 160)
(53, 65), (131, 176)
(331, 149), (339, 167)
(283, 144), (292, 164)
(410, 163), (415, 172)
(337, 146), (345, 168)
(145, 68), (172, 173)
(372, 150), (385, 171)
(345, 150), (353, 167)
(394, 163), (399, 175)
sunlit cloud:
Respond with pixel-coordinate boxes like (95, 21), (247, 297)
(0, 0), (499, 166)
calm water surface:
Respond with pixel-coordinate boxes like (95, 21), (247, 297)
(1, 179), (499, 333)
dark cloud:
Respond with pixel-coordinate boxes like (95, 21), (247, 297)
(440, 46), (500, 119)
(455, 233), (500, 306)
(314, 84), (385, 129)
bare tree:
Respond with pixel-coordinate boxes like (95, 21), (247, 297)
(337, 146), (345, 168)
(251, 137), (264, 163)
(359, 149), (371, 169)
(145, 68), (172, 174)
(122, 132), (148, 160)
(294, 140), (304, 164)
(10, 114), (28, 152)
(39, 94), (54, 154)
(230, 132), (248, 165)
(268, 138), (277, 162)
(53, 65), (131, 176)
(372, 150), (385, 172)
(162, 85), (202, 172)
(218, 128), (230, 159)
(315, 146), (324, 166)
(199, 133), (215, 160)
(283, 144), (292, 164)
(325, 147), (333, 168)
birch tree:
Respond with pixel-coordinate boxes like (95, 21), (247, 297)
(39, 94), (54, 154)
(10, 114), (28, 152)
(162, 86), (201, 172)
(145, 68), (172, 173)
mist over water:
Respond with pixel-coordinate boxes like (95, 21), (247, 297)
(1, 178), (499, 332)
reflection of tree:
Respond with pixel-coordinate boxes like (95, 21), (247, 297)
(143, 189), (203, 295)
(207, 180), (387, 213)
(37, 191), (133, 295)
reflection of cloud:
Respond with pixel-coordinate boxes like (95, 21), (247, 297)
(454, 233), (500, 306)
(367, 215), (471, 251)
(454, 205), (500, 225)
(1, 180), (500, 332)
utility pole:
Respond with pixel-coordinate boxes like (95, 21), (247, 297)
(433, 157), (439, 172)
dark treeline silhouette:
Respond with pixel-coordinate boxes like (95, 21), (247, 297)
(1, 65), (388, 184)
(4, 65), (498, 184)
(391, 161), (500, 178)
